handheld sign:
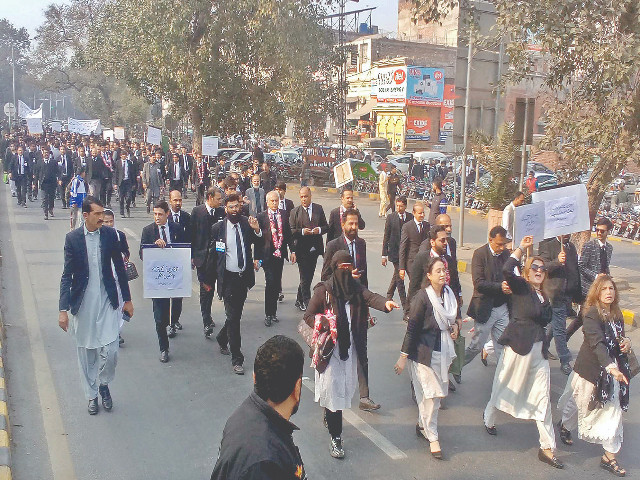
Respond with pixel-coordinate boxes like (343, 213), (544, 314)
(513, 202), (545, 247)
(142, 245), (192, 298)
(532, 183), (590, 238)
(202, 136), (219, 156)
(147, 125), (162, 146)
(333, 159), (353, 188)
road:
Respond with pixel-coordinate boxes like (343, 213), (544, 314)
(2, 184), (639, 480)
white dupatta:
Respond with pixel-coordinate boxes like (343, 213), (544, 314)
(425, 285), (458, 380)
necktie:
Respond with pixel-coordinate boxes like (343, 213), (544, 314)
(174, 213), (179, 223)
(306, 207), (311, 222)
(175, 164), (179, 179)
(161, 225), (168, 243)
(235, 224), (244, 269)
(349, 241), (357, 269)
(417, 223), (421, 234)
(20, 156), (23, 175)
(600, 245), (608, 273)
(400, 213), (404, 222)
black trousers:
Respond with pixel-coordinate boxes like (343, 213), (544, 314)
(216, 275), (248, 366)
(196, 184), (206, 205)
(152, 298), (183, 352)
(59, 175), (71, 207)
(196, 266), (215, 327)
(386, 260), (407, 311)
(118, 179), (132, 215)
(388, 192), (397, 211)
(325, 409), (343, 438)
(296, 252), (319, 306)
(42, 184), (56, 212)
(264, 256), (284, 316)
(14, 175), (27, 204)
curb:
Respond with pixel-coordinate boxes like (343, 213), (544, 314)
(591, 231), (640, 245)
(0, 310), (10, 480)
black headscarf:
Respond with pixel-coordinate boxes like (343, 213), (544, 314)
(328, 250), (358, 360)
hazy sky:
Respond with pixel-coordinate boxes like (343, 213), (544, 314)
(3, 0), (399, 39)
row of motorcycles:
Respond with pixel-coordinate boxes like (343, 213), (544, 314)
(599, 203), (640, 240)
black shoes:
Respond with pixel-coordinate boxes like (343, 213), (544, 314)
(167, 325), (177, 338)
(119, 334), (124, 346)
(204, 323), (215, 339)
(88, 397), (99, 415)
(295, 301), (307, 312)
(330, 437), (345, 459)
(220, 345), (230, 356)
(264, 316), (272, 327)
(561, 363), (573, 375)
(483, 413), (497, 435)
(448, 382), (456, 392)
(272, 315), (279, 323)
(452, 373), (462, 384)
(99, 384), (113, 411)
(174, 321), (182, 330)
(538, 449), (564, 469)
(558, 421), (573, 445)
(159, 350), (169, 363)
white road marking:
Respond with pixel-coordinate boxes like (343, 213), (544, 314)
(6, 189), (77, 479)
(301, 378), (407, 460)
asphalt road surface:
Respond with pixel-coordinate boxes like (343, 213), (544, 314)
(2, 184), (639, 480)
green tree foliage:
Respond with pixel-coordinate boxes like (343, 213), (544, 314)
(89, 0), (338, 152)
(410, 0), (640, 216)
(0, 19), (30, 107)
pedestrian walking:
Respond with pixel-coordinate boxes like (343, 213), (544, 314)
(398, 202), (429, 283)
(10, 145), (29, 207)
(378, 167), (389, 217)
(210, 335), (306, 480)
(59, 196), (134, 414)
(40, 146), (60, 220)
(426, 177), (446, 226)
(382, 196), (413, 314)
(502, 191), (525, 242)
(387, 166), (401, 212)
(244, 174), (266, 217)
(394, 256), (460, 459)
(326, 188), (365, 244)
(69, 167), (88, 230)
(557, 275), (631, 477)
(167, 152), (186, 193)
(483, 235), (563, 469)
(142, 152), (164, 214)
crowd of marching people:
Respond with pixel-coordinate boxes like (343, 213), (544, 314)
(0, 127), (634, 478)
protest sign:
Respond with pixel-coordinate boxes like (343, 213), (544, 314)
(68, 118), (102, 135)
(202, 136), (219, 156)
(26, 117), (43, 135)
(333, 159), (353, 188)
(532, 183), (590, 238)
(114, 126), (125, 140)
(142, 245), (192, 298)
(18, 100), (43, 119)
(50, 121), (62, 132)
(147, 125), (162, 146)
(102, 129), (114, 141)
(513, 202), (545, 246)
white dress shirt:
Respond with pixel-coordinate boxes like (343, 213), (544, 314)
(157, 222), (171, 243)
(225, 220), (246, 273)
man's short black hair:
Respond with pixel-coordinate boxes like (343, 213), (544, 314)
(433, 176), (443, 190)
(225, 192), (241, 205)
(275, 180), (287, 191)
(514, 191), (525, 200)
(154, 200), (170, 213)
(82, 195), (103, 213)
(596, 217), (613, 230)
(396, 195), (408, 205)
(430, 224), (447, 241)
(206, 186), (221, 199)
(254, 335), (304, 404)
(341, 208), (359, 223)
(489, 225), (508, 239)
(340, 187), (353, 197)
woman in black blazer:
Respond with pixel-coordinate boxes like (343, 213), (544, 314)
(394, 256), (459, 459)
(557, 275), (631, 477)
(483, 235), (563, 469)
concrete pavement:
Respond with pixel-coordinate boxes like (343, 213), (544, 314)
(1, 184), (639, 480)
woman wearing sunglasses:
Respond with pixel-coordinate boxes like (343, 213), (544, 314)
(483, 235), (563, 468)
(557, 275), (631, 477)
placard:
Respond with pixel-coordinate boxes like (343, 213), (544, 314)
(114, 126), (125, 140)
(68, 117), (101, 135)
(532, 183), (590, 238)
(102, 129), (114, 141)
(513, 202), (545, 246)
(142, 245), (192, 298)
(26, 117), (43, 135)
(50, 121), (62, 132)
(333, 159), (353, 188)
(202, 135), (219, 156)
(147, 125), (162, 146)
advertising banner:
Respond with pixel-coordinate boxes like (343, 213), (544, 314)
(373, 66), (407, 103)
(406, 116), (431, 141)
(406, 66), (445, 106)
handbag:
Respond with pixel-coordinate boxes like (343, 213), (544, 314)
(313, 330), (335, 374)
(627, 349), (639, 379)
(124, 261), (139, 281)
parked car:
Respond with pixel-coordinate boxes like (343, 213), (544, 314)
(535, 172), (558, 189)
(527, 161), (554, 174)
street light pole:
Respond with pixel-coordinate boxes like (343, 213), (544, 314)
(338, 0), (346, 163)
(458, 30), (473, 247)
(11, 44), (16, 131)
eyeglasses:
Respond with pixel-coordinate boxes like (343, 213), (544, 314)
(530, 264), (547, 272)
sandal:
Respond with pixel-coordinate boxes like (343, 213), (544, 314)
(601, 454), (626, 477)
(557, 421), (573, 445)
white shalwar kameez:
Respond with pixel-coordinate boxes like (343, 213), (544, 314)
(315, 302), (358, 412)
(69, 227), (120, 400)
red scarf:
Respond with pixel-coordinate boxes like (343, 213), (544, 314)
(197, 162), (205, 184)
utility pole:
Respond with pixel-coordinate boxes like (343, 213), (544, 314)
(518, 98), (530, 191)
(11, 44), (16, 131)
(338, 0), (346, 163)
(458, 30), (473, 247)
(494, 40), (504, 136)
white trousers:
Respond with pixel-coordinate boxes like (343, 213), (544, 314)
(484, 402), (556, 450)
(418, 397), (441, 442)
(76, 340), (119, 400)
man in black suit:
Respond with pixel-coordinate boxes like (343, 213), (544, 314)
(167, 153), (186, 193)
(27, 142), (42, 202)
(191, 187), (226, 337)
(59, 196), (133, 414)
(139, 200), (187, 363)
(58, 144), (73, 209)
(204, 193), (262, 375)
(255, 190), (295, 326)
(114, 149), (136, 218)
(275, 181), (294, 218)
(180, 145), (193, 197)
(382, 195), (413, 312)
(10, 145), (29, 207)
(39, 146), (60, 220)
(538, 235), (582, 375)
(168, 190), (192, 244)
(192, 153), (211, 205)
(326, 188), (365, 244)
(289, 187), (329, 310)
(321, 208), (368, 286)
(398, 201), (429, 283)
(464, 225), (512, 365)
(88, 146), (104, 200)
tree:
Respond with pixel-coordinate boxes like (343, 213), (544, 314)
(0, 19), (30, 109)
(89, 0), (338, 153)
(410, 0), (640, 218)
(29, 1), (150, 127)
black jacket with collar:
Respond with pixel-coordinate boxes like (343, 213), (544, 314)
(211, 392), (306, 480)
(139, 221), (187, 260)
(326, 206), (366, 244)
(538, 237), (582, 305)
(255, 209), (294, 264)
(289, 203), (328, 256)
(466, 244), (511, 324)
(321, 235), (368, 287)
(190, 204), (225, 268)
(399, 219), (430, 272)
(168, 209), (192, 243)
(382, 211), (413, 263)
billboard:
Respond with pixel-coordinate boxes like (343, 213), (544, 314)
(406, 67), (445, 106)
(373, 66), (407, 103)
(406, 116), (431, 141)
(439, 84), (455, 142)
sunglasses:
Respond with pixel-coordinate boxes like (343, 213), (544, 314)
(530, 264), (547, 272)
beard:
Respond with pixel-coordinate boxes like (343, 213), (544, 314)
(227, 212), (240, 224)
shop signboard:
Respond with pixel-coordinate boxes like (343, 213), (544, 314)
(373, 66), (407, 103)
(406, 66), (445, 106)
(406, 116), (431, 141)
(439, 84), (455, 142)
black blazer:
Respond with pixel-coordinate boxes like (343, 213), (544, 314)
(573, 306), (623, 385)
(538, 238), (582, 305)
(39, 158), (60, 186)
(279, 198), (295, 219)
(401, 288), (441, 367)
(59, 152), (73, 178)
(59, 226), (131, 315)
(190, 204), (225, 267)
(407, 249), (459, 308)
(169, 209), (192, 243)
(321, 236), (368, 287)
(167, 161), (187, 182)
(289, 203), (329, 256)
(254, 209), (294, 264)
(116, 229), (130, 260)
(139, 221), (187, 260)
(89, 155), (104, 180)
(326, 207), (366, 244)
(206, 217), (260, 293)
(10, 153), (30, 177)
(399, 220), (430, 272)
(497, 256), (552, 356)
(466, 244), (510, 323)
(382, 211), (413, 263)
(415, 237), (461, 298)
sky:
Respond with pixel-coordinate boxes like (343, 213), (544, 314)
(2, 0), (399, 39)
